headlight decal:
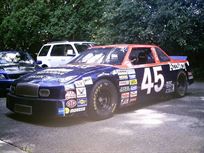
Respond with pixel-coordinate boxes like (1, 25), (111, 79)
(0, 74), (5, 79)
(39, 89), (50, 97)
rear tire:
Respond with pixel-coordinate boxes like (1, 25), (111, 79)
(175, 71), (188, 97)
(88, 79), (118, 120)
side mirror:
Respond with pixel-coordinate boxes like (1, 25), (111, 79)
(67, 50), (75, 56)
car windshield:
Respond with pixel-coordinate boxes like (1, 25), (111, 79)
(69, 47), (127, 65)
(0, 51), (35, 66)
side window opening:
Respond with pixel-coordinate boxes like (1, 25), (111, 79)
(50, 45), (74, 56)
(155, 47), (170, 62)
(129, 48), (155, 65)
(39, 45), (50, 56)
(74, 44), (91, 53)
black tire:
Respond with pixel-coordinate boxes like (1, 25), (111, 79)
(42, 64), (48, 68)
(88, 79), (118, 120)
(175, 71), (188, 97)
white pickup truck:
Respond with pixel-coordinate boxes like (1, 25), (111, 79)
(37, 41), (94, 67)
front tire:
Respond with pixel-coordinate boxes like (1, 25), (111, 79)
(88, 79), (118, 120)
(175, 71), (188, 97)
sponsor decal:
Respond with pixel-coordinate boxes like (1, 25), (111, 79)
(169, 63), (186, 71)
(77, 98), (88, 107)
(130, 85), (137, 91)
(97, 72), (110, 77)
(65, 91), (76, 100)
(76, 87), (87, 98)
(117, 69), (127, 75)
(66, 99), (77, 108)
(121, 98), (129, 105)
(58, 108), (64, 115)
(130, 79), (137, 85)
(25, 75), (44, 80)
(59, 76), (76, 83)
(74, 80), (85, 87)
(127, 69), (135, 74)
(4, 67), (19, 71)
(65, 107), (70, 114)
(64, 84), (75, 90)
(130, 97), (137, 103)
(129, 74), (136, 79)
(120, 86), (130, 92)
(165, 81), (175, 93)
(119, 80), (129, 86)
(70, 107), (86, 113)
(121, 92), (130, 99)
(82, 77), (93, 85)
(130, 91), (137, 97)
(119, 75), (129, 80)
(37, 69), (73, 75)
(66, 64), (91, 69)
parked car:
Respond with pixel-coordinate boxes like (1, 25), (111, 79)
(7, 44), (193, 119)
(37, 41), (94, 67)
(0, 50), (41, 96)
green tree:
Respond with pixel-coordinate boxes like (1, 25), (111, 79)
(0, 0), (49, 51)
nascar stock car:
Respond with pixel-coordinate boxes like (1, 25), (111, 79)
(6, 44), (194, 120)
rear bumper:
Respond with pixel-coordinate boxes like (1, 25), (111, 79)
(6, 93), (65, 117)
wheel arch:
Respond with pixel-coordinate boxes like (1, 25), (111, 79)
(175, 69), (188, 97)
(92, 76), (120, 105)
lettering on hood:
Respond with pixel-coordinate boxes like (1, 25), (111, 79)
(37, 69), (73, 75)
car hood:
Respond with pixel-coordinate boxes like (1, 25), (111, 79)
(0, 64), (36, 75)
(14, 64), (116, 86)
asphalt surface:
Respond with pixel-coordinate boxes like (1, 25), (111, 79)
(0, 82), (204, 153)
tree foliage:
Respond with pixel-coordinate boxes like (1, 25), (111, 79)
(95, 0), (203, 52)
(0, 0), (104, 52)
(0, 0), (203, 57)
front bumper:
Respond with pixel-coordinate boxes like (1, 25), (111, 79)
(0, 80), (13, 96)
(6, 93), (65, 117)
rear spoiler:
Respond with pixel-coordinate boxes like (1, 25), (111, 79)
(170, 56), (188, 60)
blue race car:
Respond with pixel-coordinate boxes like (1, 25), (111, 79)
(6, 45), (193, 120)
(0, 50), (41, 96)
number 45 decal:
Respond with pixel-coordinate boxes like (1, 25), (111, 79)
(141, 66), (165, 94)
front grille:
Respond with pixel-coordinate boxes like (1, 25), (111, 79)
(15, 83), (39, 97)
(7, 73), (25, 79)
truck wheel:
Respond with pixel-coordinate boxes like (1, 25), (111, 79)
(175, 71), (188, 97)
(88, 79), (118, 120)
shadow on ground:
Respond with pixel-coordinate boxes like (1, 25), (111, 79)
(5, 95), (175, 128)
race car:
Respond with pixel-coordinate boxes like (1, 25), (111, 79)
(0, 50), (41, 97)
(6, 44), (194, 120)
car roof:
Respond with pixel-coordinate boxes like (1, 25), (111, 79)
(44, 41), (95, 45)
(91, 44), (158, 48)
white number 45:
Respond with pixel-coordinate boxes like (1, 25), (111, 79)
(141, 66), (165, 94)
